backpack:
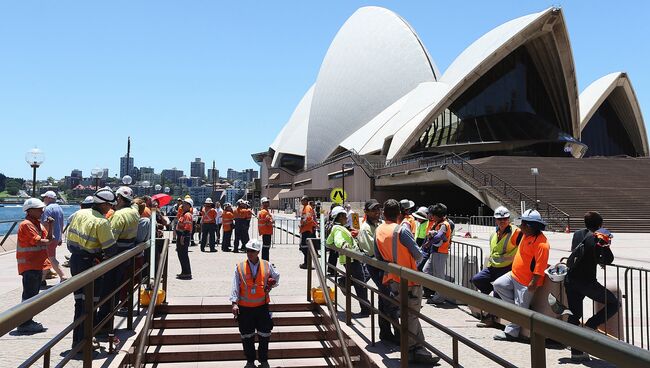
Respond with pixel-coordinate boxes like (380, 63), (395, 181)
(566, 230), (591, 271)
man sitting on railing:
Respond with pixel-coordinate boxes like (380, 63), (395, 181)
(374, 199), (439, 364)
(492, 209), (550, 341)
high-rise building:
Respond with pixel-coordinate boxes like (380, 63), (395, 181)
(102, 168), (109, 179)
(226, 168), (237, 181)
(162, 168), (184, 183)
(207, 168), (220, 181)
(242, 169), (259, 182)
(120, 156), (134, 178)
(190, 158), (205, 179)
(141, 172), (161, 185)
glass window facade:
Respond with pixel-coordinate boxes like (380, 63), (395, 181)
(581, 99), (639, 157)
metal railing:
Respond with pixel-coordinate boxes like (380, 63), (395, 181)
(309, 240), (650, 368)
(0, 218), (20, 252)
(0, 240), (156, 367)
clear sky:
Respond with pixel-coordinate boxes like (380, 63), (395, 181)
(1, 1), (648, 180)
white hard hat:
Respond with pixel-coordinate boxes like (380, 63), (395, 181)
(23, 198), (46, 212)
(493, 206), (510, 219)
(224, 202), (232, 207)
(330, 206), (346, 220)
(521, 209), (546, 225)
(236, 199), (243, 204)
(412, 206), (428, 220)
(116, 186), (134, 201)
(40, 190), (57, 199)
(545, 263), (568, 283)
(82, 196), (94, 204)
(204, 198), (213, 204)
(94, 187), (117, 205)
(183, 197), (194, 207)
(261, 197), (269, 203)
(245, 239), (262, 252)
(399, 199), (415, 210)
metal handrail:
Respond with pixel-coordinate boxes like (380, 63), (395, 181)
(329, 243), (650, 368)
(306, 241), (354, 367)
(133, 237), (169, 368)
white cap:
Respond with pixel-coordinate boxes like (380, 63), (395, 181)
(245, 239), (262, 252)
(82, 196), (94, 204)
(183, 197), (194, 207)
(236, 199), (243, 204)
(116, 186), (134, 201)
(23, 198), (46, 212)
(261, 197), (269, 203)
(493, 206), (510, 219)
(40, 191), (57, 199)
(330, 206), (346, 220)
(205, 198), (213, 204)
(94, 187), (117, 205)
(399, 199), (415, 210)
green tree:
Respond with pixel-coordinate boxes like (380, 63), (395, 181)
(0, 173), (6, 191)
(6, 181), (20, 195)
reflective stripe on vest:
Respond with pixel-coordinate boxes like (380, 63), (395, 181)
(376, 223), (417, 286)
(237, 260), (270, 307)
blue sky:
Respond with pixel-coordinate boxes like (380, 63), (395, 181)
(1, 1), (648, 179)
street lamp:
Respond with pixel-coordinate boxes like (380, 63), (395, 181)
(122, 175), (133, 185)
(25, 148), (45, 197)
(530, 167), (539, 209)
(91, 167), (104, 190)
(155, 184), (162, 192)
(164, 186), (170, 194)
(142, 180), (151, 196)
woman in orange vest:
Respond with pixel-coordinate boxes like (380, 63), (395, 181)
(230, 240), (280, 368)
(175, 198), (194, 279)
(423, 203), (452, 305)
(16, 198), (53, 333)
(221, 203), (235, 252)
(298, 196), (317, 269)
(200, 198), (218, 252)
(257, 197), (274, 261)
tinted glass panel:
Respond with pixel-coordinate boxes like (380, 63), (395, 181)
(581, 99), (638, 157)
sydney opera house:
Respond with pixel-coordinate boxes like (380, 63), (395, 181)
(253, 6), (648, 230)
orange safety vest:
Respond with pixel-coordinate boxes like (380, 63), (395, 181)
(299, 205), (316, 233)
(201, 207), (217, 224)
(243, 208), (253, 220)
(176, 212), (193, 231)
(236, 260), (270, 307)
(375, 222), (418, 286)
(425, 219), (452, 254)
(401, 214), (417, 235)
(16, 219), (49, 275)
(222, 211), (234, 232)
(258, 209), (273, 235)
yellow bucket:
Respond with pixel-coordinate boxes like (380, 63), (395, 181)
(311, 287), (335, 305)
(140, 288), (166, 306)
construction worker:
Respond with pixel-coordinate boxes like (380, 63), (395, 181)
(423, 203), (452, 305)
(374, 199), (438, 364)
(412, 206), (429, 247)
(16, 198), (53, 333)
(243, 200), (253, 242)
(399, 199), (417, 235)
(66, 187), (117, 351)
(175, 197), (194, 279)
(230, 240), (280, 368)
(298, 196), (317, 269)
(40, 191), (67, 282)
(471, 206), (521, 327)
(200, 198), (218, 252)
(169, 198), (182, 243)
(492, 209), (550, 341)
(233, 199), (249, 253)
(214, 201), (224, 245)
(257, 197), (274, 261)
(327, 206), (370, 316)
(222, 203), (234, 252)
(96, 186), (140, 335)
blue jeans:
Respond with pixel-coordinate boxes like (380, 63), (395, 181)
(20, 270), (42, 326)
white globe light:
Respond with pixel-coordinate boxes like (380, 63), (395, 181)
(141, 180), (151, 188)
(164, 186), (170, 193)
(154, 184), (162, 191)
(122, 175), (133, 185)
(25, 147), (45, 167)
(91, 167), (104, 179)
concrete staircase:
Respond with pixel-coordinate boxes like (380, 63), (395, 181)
(140, 302), (376, 367)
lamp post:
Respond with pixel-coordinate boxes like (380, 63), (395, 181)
(530, 167), (539, 209)
(122, 175), (133, 185)
(25, 148), (45, 197)
(91, 167), (104, 191)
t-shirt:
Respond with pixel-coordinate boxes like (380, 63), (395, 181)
(42, 203), (64, 241)
(511, 232), (550, 287)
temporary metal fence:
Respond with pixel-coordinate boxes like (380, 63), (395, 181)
(308, 240), (650, 368)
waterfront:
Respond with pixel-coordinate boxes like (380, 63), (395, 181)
(0, 205), (80, 235)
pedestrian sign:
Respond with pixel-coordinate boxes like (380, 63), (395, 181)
(330, 187), (347, 204)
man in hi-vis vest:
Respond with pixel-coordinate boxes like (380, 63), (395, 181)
(230, 240), (280, 368)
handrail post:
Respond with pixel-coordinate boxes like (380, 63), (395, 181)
(82, 281), (94, 368)
(345, 256), (352, 326)
(400, 277), (409, 368)
(127, 256), (135, 330)
(530, 327), (546, 368)
(307, 243), (312, 302)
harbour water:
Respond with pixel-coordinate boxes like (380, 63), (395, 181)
(0, 205), (80, 235)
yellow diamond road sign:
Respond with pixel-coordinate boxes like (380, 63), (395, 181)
(330, 187), (347, 204)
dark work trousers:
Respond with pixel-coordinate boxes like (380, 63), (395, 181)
(300, 231), (315, 264)
(234, 220), (248, 252)
(340, 260), (370, 313)
(261, 234), (272, 261)
(200, 223), (217, 251)
(367, 264), (399, 338)
(190, 222), (197, 246)
(215, 223), (222, 244)
(20, 270), (42, 326)
(566, 279), (619, 355)
(470, 266), (511, 298)
(238, 304), (274, 363)
(97, 246), (131, 334)
(327, 248), (338, 275)
(70, 252), (102, 347)
(222, 230), (232, 251)
(176, 231), (192, 275)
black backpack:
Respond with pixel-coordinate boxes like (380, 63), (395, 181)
(566, 230), (591, 271)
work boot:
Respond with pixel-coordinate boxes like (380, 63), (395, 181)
(571, 352), (590, 362)
(408, 346), (440, 364)
(426, 294), (445, 305)
(476, 314), (498, 328)
(243, 362), (256, 368)
(299, 263), (308, 269)
(16, 321), (47, 334)
(258, 362), (270, 368)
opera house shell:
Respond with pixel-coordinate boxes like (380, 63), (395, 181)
(268, 6), (647, 172)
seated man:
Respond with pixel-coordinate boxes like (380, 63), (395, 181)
(492, 209), (549, 340)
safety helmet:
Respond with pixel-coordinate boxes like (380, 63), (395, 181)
(183, 197), (194, 207)
(245, 239), (262, 252)
(261, 197), (269, 203)
(204, 198), (213, 204)
(520, 209), (546, 225)
(330, 206), (346, 220)
(94, 187), (117, 205)
(116, 186), (134, 201)
(545, 263), (568, 283)
(399, 199), (415, 211)
(412, 206), (429, 221)
(493, 206), (510, 219)
(82, 196), (94, 205)
(23, 198), (46, 212)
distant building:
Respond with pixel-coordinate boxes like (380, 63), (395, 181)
(225, 188), (245, 204)
(207, 168), (220, 182)
(177, 176), (201, 188)
(141, 172), (161, 185)
(102, 168), (109, 179)
(120, 156), (134, 178)
(162, 168), (184, 184)
(189, 186), (220, 206)
(226, 168), (259, 183)
(140, 167), (154, 175)
(190, 158), (205, 179)
(65, 169), (83, 188)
